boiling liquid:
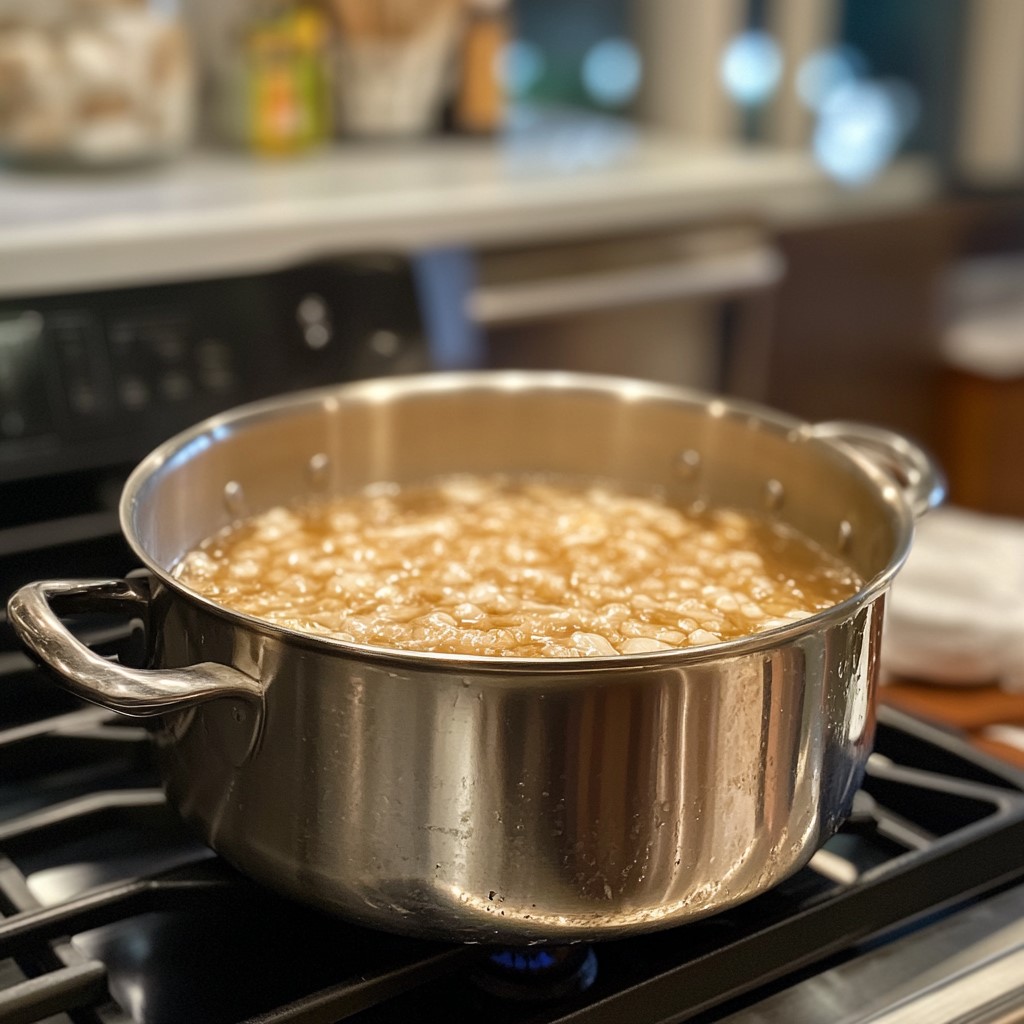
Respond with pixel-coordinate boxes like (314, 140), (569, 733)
(173, 476), (862, 657)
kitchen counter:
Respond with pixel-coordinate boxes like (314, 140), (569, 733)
(0, 112), (938, 299)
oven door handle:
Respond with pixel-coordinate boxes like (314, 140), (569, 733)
(468, 244), (784, 326)
(6, 577), (263, 717)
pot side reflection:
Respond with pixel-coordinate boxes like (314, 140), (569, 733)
(153, 588), (879, 942)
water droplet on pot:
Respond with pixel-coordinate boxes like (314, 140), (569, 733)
(674, 449), (702, 480)
(307, 452), (330, 489)
(765, 478), (785, 511)
(223, 481), (246, 516)
(838, 519), (854, 553)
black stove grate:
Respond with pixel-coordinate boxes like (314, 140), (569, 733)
(0, 628), (1022, 1024)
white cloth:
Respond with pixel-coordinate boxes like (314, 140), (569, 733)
(882, 507), (1024, 691)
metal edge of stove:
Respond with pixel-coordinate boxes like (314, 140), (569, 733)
(717, 880), (1024, 1024)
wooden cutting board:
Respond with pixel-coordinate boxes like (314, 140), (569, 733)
(881, 679), (1024, 769)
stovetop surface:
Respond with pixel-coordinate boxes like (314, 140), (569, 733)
(0, 620), (1022, 1024)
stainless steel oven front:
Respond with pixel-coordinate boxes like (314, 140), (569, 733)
(415, 221), (783, 400)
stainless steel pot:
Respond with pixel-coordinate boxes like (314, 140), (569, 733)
(7, 372), (942, 943)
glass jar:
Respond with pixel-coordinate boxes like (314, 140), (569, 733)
(0, 0), (196, 167)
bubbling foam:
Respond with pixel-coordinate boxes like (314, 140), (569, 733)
(173, 475), (861, 657)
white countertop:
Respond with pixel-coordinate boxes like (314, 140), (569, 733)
(0, 114), (939, 299)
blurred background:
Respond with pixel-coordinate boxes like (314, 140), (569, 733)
(2, 0), (1024, 516)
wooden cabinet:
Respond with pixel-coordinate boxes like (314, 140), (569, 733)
(765, 197), (1024, 517)
(765, 205), (957, 446)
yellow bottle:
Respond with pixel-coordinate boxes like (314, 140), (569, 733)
(243, 5), (331, 155)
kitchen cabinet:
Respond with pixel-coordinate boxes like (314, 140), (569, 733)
(764, 203), (958, 447)
(937, 198), (1024, 517)
(765, 194), (1024, 519)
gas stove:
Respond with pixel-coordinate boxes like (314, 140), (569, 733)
(1, 528), (1023, 1024)
(2, 263), (1024, 1022)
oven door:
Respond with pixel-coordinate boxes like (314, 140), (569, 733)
(439, 223), (784, 399)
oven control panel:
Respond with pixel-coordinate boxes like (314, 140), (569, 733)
(0, 256), (430, 483)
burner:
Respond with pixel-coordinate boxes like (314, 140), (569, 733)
(473, 945), (599, 1002)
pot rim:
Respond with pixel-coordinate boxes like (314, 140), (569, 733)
(120, 370), (915, 674)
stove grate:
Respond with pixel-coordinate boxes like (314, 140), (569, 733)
(0, 624), (1021, 1023)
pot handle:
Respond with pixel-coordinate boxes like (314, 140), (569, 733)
(809, 421), (946, 519)
(6, 578), (262, 718)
